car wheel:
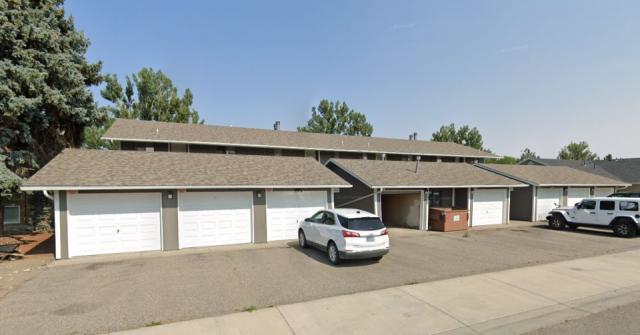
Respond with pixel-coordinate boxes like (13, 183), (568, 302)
(613, 220), (637, 238)
(298, 230), (308, 249)
(548, 214), (566, 230)
(327, 242), (341, 265)
(567, 223), (579, 230)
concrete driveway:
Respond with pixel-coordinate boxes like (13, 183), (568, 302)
(1, 224), (639, 335)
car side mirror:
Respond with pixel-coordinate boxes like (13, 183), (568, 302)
(304, 218), (310, 222)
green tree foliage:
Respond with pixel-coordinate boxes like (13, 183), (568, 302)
(603, 153), (614, 161)
(431, 124), (483, 150)
(0, 0), (102, 190)
(485, 155), (518, 164)
(298, 99), (373, 136)
(557, 141), (599, 160)
(519, 148), (539, 162)
(84, 68), (202, 149)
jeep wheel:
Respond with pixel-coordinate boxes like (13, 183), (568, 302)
(613, 220), (637, 238)
(548, 214), (566, 230)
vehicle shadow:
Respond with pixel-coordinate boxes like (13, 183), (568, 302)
(285, 241), (381, 267)
(530, 224), (632, 238)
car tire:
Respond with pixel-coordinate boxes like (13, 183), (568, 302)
(613, 220), (637, 238)
(298, 230), (308, 249)
(327, 242), (341, 265)
(548, 214), (566, 230)
(567, 223), (579, 230)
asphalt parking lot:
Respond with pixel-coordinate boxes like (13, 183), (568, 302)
(1, 224), (638, 335)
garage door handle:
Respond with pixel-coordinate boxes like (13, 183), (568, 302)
(589, 212), (596, 214)
(117, 229), (120, 233)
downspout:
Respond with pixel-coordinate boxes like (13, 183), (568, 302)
(43, 190), (54, 200)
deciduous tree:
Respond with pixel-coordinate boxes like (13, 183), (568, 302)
(557, 141), (598, 161)
(431, 124), (483, 150)
(298, 100), (373, 136)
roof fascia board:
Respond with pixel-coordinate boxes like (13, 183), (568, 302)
(102, 137), (496, 159)
(21, 184), (351, 191)
(371, 184), (527, 189)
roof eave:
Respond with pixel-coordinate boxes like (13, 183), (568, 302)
(21, 184), (352, 192)
(101, 137), (497, 159)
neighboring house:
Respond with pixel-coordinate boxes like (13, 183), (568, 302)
(326, 159), (526, 228)
(477, 164), (630, 221)
(102, 119), (496, 163)
(22, 149), (349, 259)
(1, 163), (27, 235)
(520, 158), (640, 193)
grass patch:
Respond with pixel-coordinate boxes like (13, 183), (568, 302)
(242, 305), (257, 312)
(145, 321), (162, 327)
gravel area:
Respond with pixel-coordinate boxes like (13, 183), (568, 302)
(0, 224), (638, 335)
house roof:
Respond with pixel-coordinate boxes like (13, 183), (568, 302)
(21, 149), (350, 191)
(520, 158), (640, 184)
(477, 163), (629, 187)
(327, 159), (526, 188)
(102, 119), (497, 159)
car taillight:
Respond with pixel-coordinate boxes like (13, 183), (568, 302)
(381, 228), (388, 236)
(342, 230), (360, 238)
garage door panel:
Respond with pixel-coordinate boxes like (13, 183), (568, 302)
(67, 193), (162, 257)
(594, 187), (614, 197)
(472, 189), (505, 226)
(568, 187), (590, 206)
(178, 191), (253, 249)
(536, 188), (563, 221)
(266, 191), (326, 241)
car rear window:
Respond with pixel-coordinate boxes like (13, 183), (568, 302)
(338, 216), (385, 231)
(619, 201), (639, 211)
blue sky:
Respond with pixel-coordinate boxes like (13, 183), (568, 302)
(66, 0), (640, 158)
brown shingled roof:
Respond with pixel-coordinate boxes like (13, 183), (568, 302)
(102, 119), (497, 159)
(477, 164), (629, 187)
(22, 149), (350, 190)
(328, 159), (525, 188)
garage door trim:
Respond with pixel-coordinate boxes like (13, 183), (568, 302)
(67, 192), (163, 258)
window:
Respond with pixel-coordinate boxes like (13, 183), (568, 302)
(338, 216), (385, 231)
(323, 212), (336, 225)
(599, 201), (615, 211)
(619, 201), (639, 212)
(310, 211), (325, 223)
(578, 200), (596, 210)
(3, 206), (20, 225)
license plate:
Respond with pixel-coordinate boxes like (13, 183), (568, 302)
(366, 236), (375, 242)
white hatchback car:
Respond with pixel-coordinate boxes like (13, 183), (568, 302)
(297, 208), (390, 265)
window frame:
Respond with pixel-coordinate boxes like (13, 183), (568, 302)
(599, 200), (615, 211)
(619, 201), (639, 212)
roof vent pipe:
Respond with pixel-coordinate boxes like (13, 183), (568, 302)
(415, 156), (421, 173)
(409, 134), (413, 140)
(413, 132), (418, 140)
(273, 121), (280, 130)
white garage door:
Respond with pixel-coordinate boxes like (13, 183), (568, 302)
(178, 191), (253, 248)
(67, 192), (162, 258)
(472, 189), (505, 226)
(594, 187), (614, 197)
(536, 187), (563, 221)
(568, 187), (590, 207)
(266, 190), (327, 241)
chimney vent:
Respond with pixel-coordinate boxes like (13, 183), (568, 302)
(273, 121), (281, 130)
(413, 132), (418, 140)
(415, 156), (421, 173)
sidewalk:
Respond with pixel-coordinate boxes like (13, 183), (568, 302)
(110, 249), (640, 335)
